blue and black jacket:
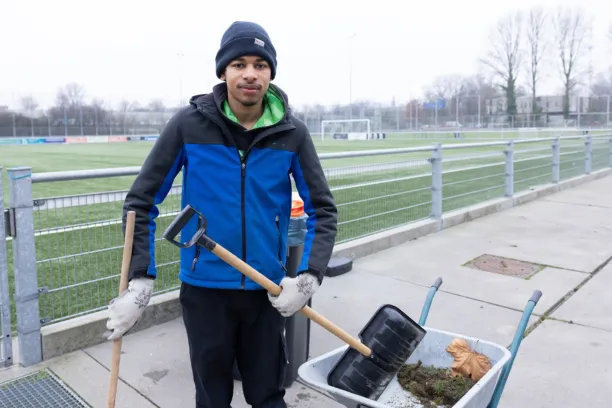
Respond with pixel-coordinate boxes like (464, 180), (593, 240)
(123, 83), (338, 290)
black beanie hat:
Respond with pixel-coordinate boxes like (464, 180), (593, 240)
(215, 21), (277, 80)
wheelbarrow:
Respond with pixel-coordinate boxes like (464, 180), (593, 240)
(297, 277), (542, 408)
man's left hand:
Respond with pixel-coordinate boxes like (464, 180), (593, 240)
(268, 272), (320, 317)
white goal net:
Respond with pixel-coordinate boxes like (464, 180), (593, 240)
(517, 127), (540, 138)
(321, 119), (384, 140)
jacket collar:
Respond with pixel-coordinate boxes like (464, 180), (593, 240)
(189, 82), (293, 125)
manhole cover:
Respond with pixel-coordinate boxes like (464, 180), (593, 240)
(0, 369), (89, 408)
(465, 254), (543, 279)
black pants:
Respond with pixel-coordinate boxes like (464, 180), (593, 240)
(180, 282), (288, 408)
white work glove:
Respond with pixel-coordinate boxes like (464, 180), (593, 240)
(104, 277), (154, 341)
(268, 273), (320, 317)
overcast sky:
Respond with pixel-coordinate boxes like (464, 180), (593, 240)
(1, 0), (611, 111)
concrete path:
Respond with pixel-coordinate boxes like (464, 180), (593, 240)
(1, 175), (611, 408)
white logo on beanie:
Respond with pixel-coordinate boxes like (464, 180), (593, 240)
(254, 38), (265, 47)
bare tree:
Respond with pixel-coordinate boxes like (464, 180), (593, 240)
(147, 99), (166, 124)
(90, 98), (107, 132)
(480, 12), (524, 117)
(147, 99), (165, 112)
(19, 96), (39, 136)
(54, 90), (69, 109)
(590, 68), (612, 97)
(552, 6), (592, 118)
(118, 100), (133, 134)
(53, 83), (86, 113)
(450, 74), (500, 123)
(20, 96), (38, 116)
(421, 74), (467, 124)
(526, 7), (548, 114)
(60, 83), (86, 106)
(118, 100), (134, 113)
(427, 74), (466, 100)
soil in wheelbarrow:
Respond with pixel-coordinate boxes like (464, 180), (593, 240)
(397, 361), (476, 408)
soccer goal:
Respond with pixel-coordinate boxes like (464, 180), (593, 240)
(517, 127), (540, 138)
(321, 119), (373, 141)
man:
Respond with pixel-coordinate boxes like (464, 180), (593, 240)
(104, 21), (338, 408)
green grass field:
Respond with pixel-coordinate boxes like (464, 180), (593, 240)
(1, 130), (610, 327)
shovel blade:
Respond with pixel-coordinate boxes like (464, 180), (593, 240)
(327, 304), (426, 401)
(163, 205), (207, 249)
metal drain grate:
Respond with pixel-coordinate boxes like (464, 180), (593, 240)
(465, 254), (543, 279)
(0, 369), (90, 408)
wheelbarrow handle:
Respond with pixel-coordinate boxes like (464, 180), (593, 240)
(211, 243), (373, 358)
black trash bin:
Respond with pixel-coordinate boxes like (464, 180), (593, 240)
(233, 199), (310, 387)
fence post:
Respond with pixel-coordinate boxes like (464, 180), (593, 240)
(0, 167), (14, 367)
(585, 135), (592, 174)
(609, 137), (612, 167)
(504, 141), (514, 197)
(430, 143), (443, 222)
(7, 167), (42, 367)
(552, 137), (560, 183)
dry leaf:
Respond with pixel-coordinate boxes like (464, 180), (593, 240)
(445, 338), (491, 382)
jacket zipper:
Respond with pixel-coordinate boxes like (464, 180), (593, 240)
(237, 124), (295, 289)
(275, 215), (287, 272)
(240, 158), (247, 288)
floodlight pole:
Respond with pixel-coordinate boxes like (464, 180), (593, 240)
(177, 52), (184, 106)
(348, 33), (356, 120)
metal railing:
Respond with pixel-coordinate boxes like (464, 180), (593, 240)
(0, 171), (13, 367)
(1, 133), (611, 367)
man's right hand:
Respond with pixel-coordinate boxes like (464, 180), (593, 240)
(104, 277), (154, 341)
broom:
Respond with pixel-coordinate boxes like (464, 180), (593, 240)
(106, 210), (136, 408)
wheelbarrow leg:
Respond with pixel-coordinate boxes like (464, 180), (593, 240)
(487, 290), (542, 408)
(419, 277), (443, 326)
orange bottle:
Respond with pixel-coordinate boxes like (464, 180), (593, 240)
(291, 192), (305, 218)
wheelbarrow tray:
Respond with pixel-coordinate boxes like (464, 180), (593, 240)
(298, 326), (512, 408)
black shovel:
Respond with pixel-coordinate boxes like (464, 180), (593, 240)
(163, 205), (427, 401)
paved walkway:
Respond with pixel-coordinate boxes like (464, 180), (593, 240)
(1, 175), (611, 407)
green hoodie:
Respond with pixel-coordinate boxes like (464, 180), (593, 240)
(221, 86), (286, 129)
(221, 86), (286, 158)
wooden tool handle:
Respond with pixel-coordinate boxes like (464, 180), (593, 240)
(211, 244), (372, 357)
(106, 210), (136, 408)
